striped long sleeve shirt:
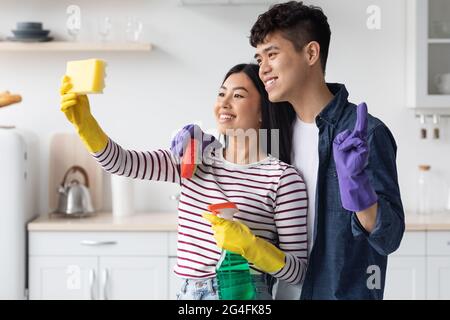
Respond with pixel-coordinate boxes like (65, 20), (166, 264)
(93, 138), (308, 284)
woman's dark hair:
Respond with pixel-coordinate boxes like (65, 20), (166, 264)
(250, 1), (331, 73)
(222, 63), (296, 164)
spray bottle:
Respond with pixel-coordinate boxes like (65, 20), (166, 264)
(208, 202), (256, 300)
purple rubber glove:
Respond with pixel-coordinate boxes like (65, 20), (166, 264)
(332, 103), (378, 212)
(170, 124), (222, 164)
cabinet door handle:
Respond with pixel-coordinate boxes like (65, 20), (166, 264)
(88, 269), (95, 300)
(102, 269), (109, 300)
(80, 240), (117, 246)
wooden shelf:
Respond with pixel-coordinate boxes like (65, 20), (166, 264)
(428, 38), (450, 44)
(0, 41), (152, 52)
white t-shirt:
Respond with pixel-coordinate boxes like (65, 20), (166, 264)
(291, 116), (319, 255)
(274, 116), (319, 300)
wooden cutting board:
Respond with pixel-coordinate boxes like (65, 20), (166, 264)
(49, 133), (104, 212)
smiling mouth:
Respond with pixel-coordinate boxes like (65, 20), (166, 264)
(265, 77), (278, 91)
(218, 114), (236, 123)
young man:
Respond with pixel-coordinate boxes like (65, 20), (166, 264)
(171, 1), (404, 300)
(249, 1), (404, 299)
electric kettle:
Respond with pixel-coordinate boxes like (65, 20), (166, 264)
(55, 165), (94, 216)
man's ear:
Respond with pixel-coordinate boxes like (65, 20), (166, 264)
(305, 41), (321, 67)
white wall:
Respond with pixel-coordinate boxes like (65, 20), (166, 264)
(0, 0), (449, 215)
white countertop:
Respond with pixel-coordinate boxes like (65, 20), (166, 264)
(27, 211), (450, 232)
(27, 212), (178, 232)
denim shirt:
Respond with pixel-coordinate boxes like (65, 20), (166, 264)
(299, 83), (405, 300)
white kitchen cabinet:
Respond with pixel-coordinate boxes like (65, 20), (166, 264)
(28, 231), (170, 300)
(168, 232), (182, 300)
(384, 257), (426, 300)
(99, 257), (168, 300)
(169, 257), (182, 300)
(180, 0), (228, 4)
(179, 0), (274, 5)
(29, 256), (97, 300)
(384, 231), (427, 300)
(426, 231), (450, 299)
(406, 0), (450, 108)
(427, 257), (450, 299)
(385, 230), (450, 300)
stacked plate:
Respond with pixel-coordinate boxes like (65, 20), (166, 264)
(7, 22), (53, 42)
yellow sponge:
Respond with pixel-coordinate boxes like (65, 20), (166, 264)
(66, 59), (106, 94)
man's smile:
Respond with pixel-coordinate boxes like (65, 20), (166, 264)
(264, 77), (278, 91)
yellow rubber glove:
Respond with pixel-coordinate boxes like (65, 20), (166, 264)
(60, 75), (108, 153)
(202, 212), (286, 273)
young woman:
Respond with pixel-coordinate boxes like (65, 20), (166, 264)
(59, 63), (308, 300)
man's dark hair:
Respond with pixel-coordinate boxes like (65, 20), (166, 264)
(250, 1), (331, 73)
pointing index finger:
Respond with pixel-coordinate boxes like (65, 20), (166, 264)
(354, 102), (368, 136)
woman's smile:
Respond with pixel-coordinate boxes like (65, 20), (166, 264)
(218, 113), (237, 123)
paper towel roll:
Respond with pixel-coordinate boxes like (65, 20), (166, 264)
(111, 175), (134, 217)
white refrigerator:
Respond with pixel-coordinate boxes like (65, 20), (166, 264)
(0, 127), (37, 299)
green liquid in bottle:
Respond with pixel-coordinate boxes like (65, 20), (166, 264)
(216, 250), (256, 300)
(208, 202), (256, 300)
